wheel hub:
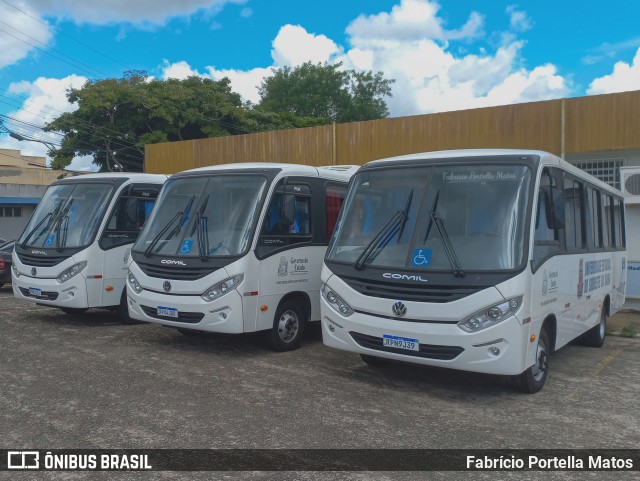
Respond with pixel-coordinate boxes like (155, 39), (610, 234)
(278, 310), (299, 343)
(532, 340), (548, 382)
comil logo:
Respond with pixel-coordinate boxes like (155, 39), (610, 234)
(383, 273), (428, 283)
(160, 260), (186, 266)
(8, 451), (40, 469)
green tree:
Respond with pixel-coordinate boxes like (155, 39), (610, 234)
(258, 62), (394, 123)
(45, 72), (288, 172)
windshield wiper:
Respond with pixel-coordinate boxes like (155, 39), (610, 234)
(189, 195), (210, 260)
(143, 196), (196, 257)
(353, 189), (414, 270)
(54, 199), (74, 251)
(423, 192), (464, 277)
(20, 201), (64, 248)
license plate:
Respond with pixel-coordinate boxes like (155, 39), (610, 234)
(157, 306), (178, 318)
(383, 334), (419, 351)
(28, 287), (42, 297)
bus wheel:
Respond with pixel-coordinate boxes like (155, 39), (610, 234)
(512, 328), (550, 394)
(269, 300), (306, 352)
(360, 354), (389, 367)
(583, 308), (606, 348)
(59, 307), (88, 315)
(118, 290), (142, 324)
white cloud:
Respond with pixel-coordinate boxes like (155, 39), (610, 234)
(240, 7), (252, 18)
(0, 74), (101, 172)
(271, 25), (342, 67)
(27, 0), (245, 26)
(506, 5), (533, 32)
(206, 67), (273, 104)
(346, 0), (484, 46)
(0, 3), (53, 69)
(587, 47), (640, 95)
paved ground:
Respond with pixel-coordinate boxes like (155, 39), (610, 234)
(1, 285), (639, 480)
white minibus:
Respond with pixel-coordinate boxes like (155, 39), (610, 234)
(12, 173), (167, 319)
(126, 163), (356, 350)
(321, 150), (626, 393)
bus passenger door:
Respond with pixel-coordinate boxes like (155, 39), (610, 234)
(254, 182), (320, 332)
(99, 186), (158, 307)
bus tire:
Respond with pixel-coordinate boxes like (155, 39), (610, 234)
(512, 327), (550, 394)
(60, 307), (88, 315)
(269, 300), (306, 352)
(118, 290), (142, 324)
(360, 354), (389, 367)
(583, 307), (606, 348)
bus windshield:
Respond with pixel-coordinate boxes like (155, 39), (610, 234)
(327, 163), (532, 271)
(20, 183), (113, 249)
(135, 174), (267, 257)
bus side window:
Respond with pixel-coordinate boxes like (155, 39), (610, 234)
(586, 187), (602, 250)
(257, 188), (312, 257)
(100, 197), (152, 250)
(602, 194), (612, 248)
(326, 184), (346, 239)
(532, 169), (563, 269)
(563, 176), (585, 251)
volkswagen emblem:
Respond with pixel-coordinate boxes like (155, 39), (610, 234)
(31, 267), (37, 276)
(392, 301), (407, 318)
(163, 281), (171, 293)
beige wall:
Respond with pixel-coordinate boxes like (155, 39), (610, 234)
(0, 149), (59, 186)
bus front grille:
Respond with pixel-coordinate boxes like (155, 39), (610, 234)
(350, 331), (464, 360)
(341, 277), (483, 303)
(140, 305), (204, 324)
(16, 252), (69, 268)
(136, 261), (213, 281)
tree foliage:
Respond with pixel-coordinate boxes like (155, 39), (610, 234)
(45, 65), (395, 172)
(45, 71), (297, 172)
(257, 62), (394, 123)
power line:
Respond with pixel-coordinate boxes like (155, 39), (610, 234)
(0, 0), (135, 72)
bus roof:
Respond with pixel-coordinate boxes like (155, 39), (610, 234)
(177, 162), (358, 182)
(53, 173), (168, 184)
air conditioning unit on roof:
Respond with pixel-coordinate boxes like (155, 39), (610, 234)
(620, 167), (640, 205)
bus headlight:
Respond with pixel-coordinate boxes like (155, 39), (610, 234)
(12, 263), (19, 278)
(127, 270), (142, 294)
(201, 275), (244, 302)
(458, 296), (523, 333)
(56, 261), (87, 284)
(321, 283), (354, 317)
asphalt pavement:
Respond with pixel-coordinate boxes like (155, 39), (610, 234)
(1, 286), (639, 480)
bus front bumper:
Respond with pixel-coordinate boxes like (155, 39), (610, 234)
(12, 274), (89, 309)
(127, 288), (244, 333)
(321, 298), (529, 376)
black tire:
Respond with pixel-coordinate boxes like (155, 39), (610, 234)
(269, 300), (306, 352)
(583, 307), (606, 348)
(118, 290), (143, 324)
(360, 354), (390, 367)
(59, 307), (88, 315)
(512, 327), (551, 394)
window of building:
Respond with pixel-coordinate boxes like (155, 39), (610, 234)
(0, 206), (22, 217)
(575, 159), (624, 190)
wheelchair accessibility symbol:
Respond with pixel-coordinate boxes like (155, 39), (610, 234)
(180, 240), (193, 254)
(412, 248), (432, 267)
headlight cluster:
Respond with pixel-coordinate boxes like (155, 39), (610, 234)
(12, 263), (19, 278)
(127, 270), (142, 294)
(458, 296), (523, 333)
(56, 261), (87, 284)
(321, 283), (354, 317)
(201, 275), (244, 302)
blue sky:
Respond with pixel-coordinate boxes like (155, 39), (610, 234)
(0, 0), (639, 170)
